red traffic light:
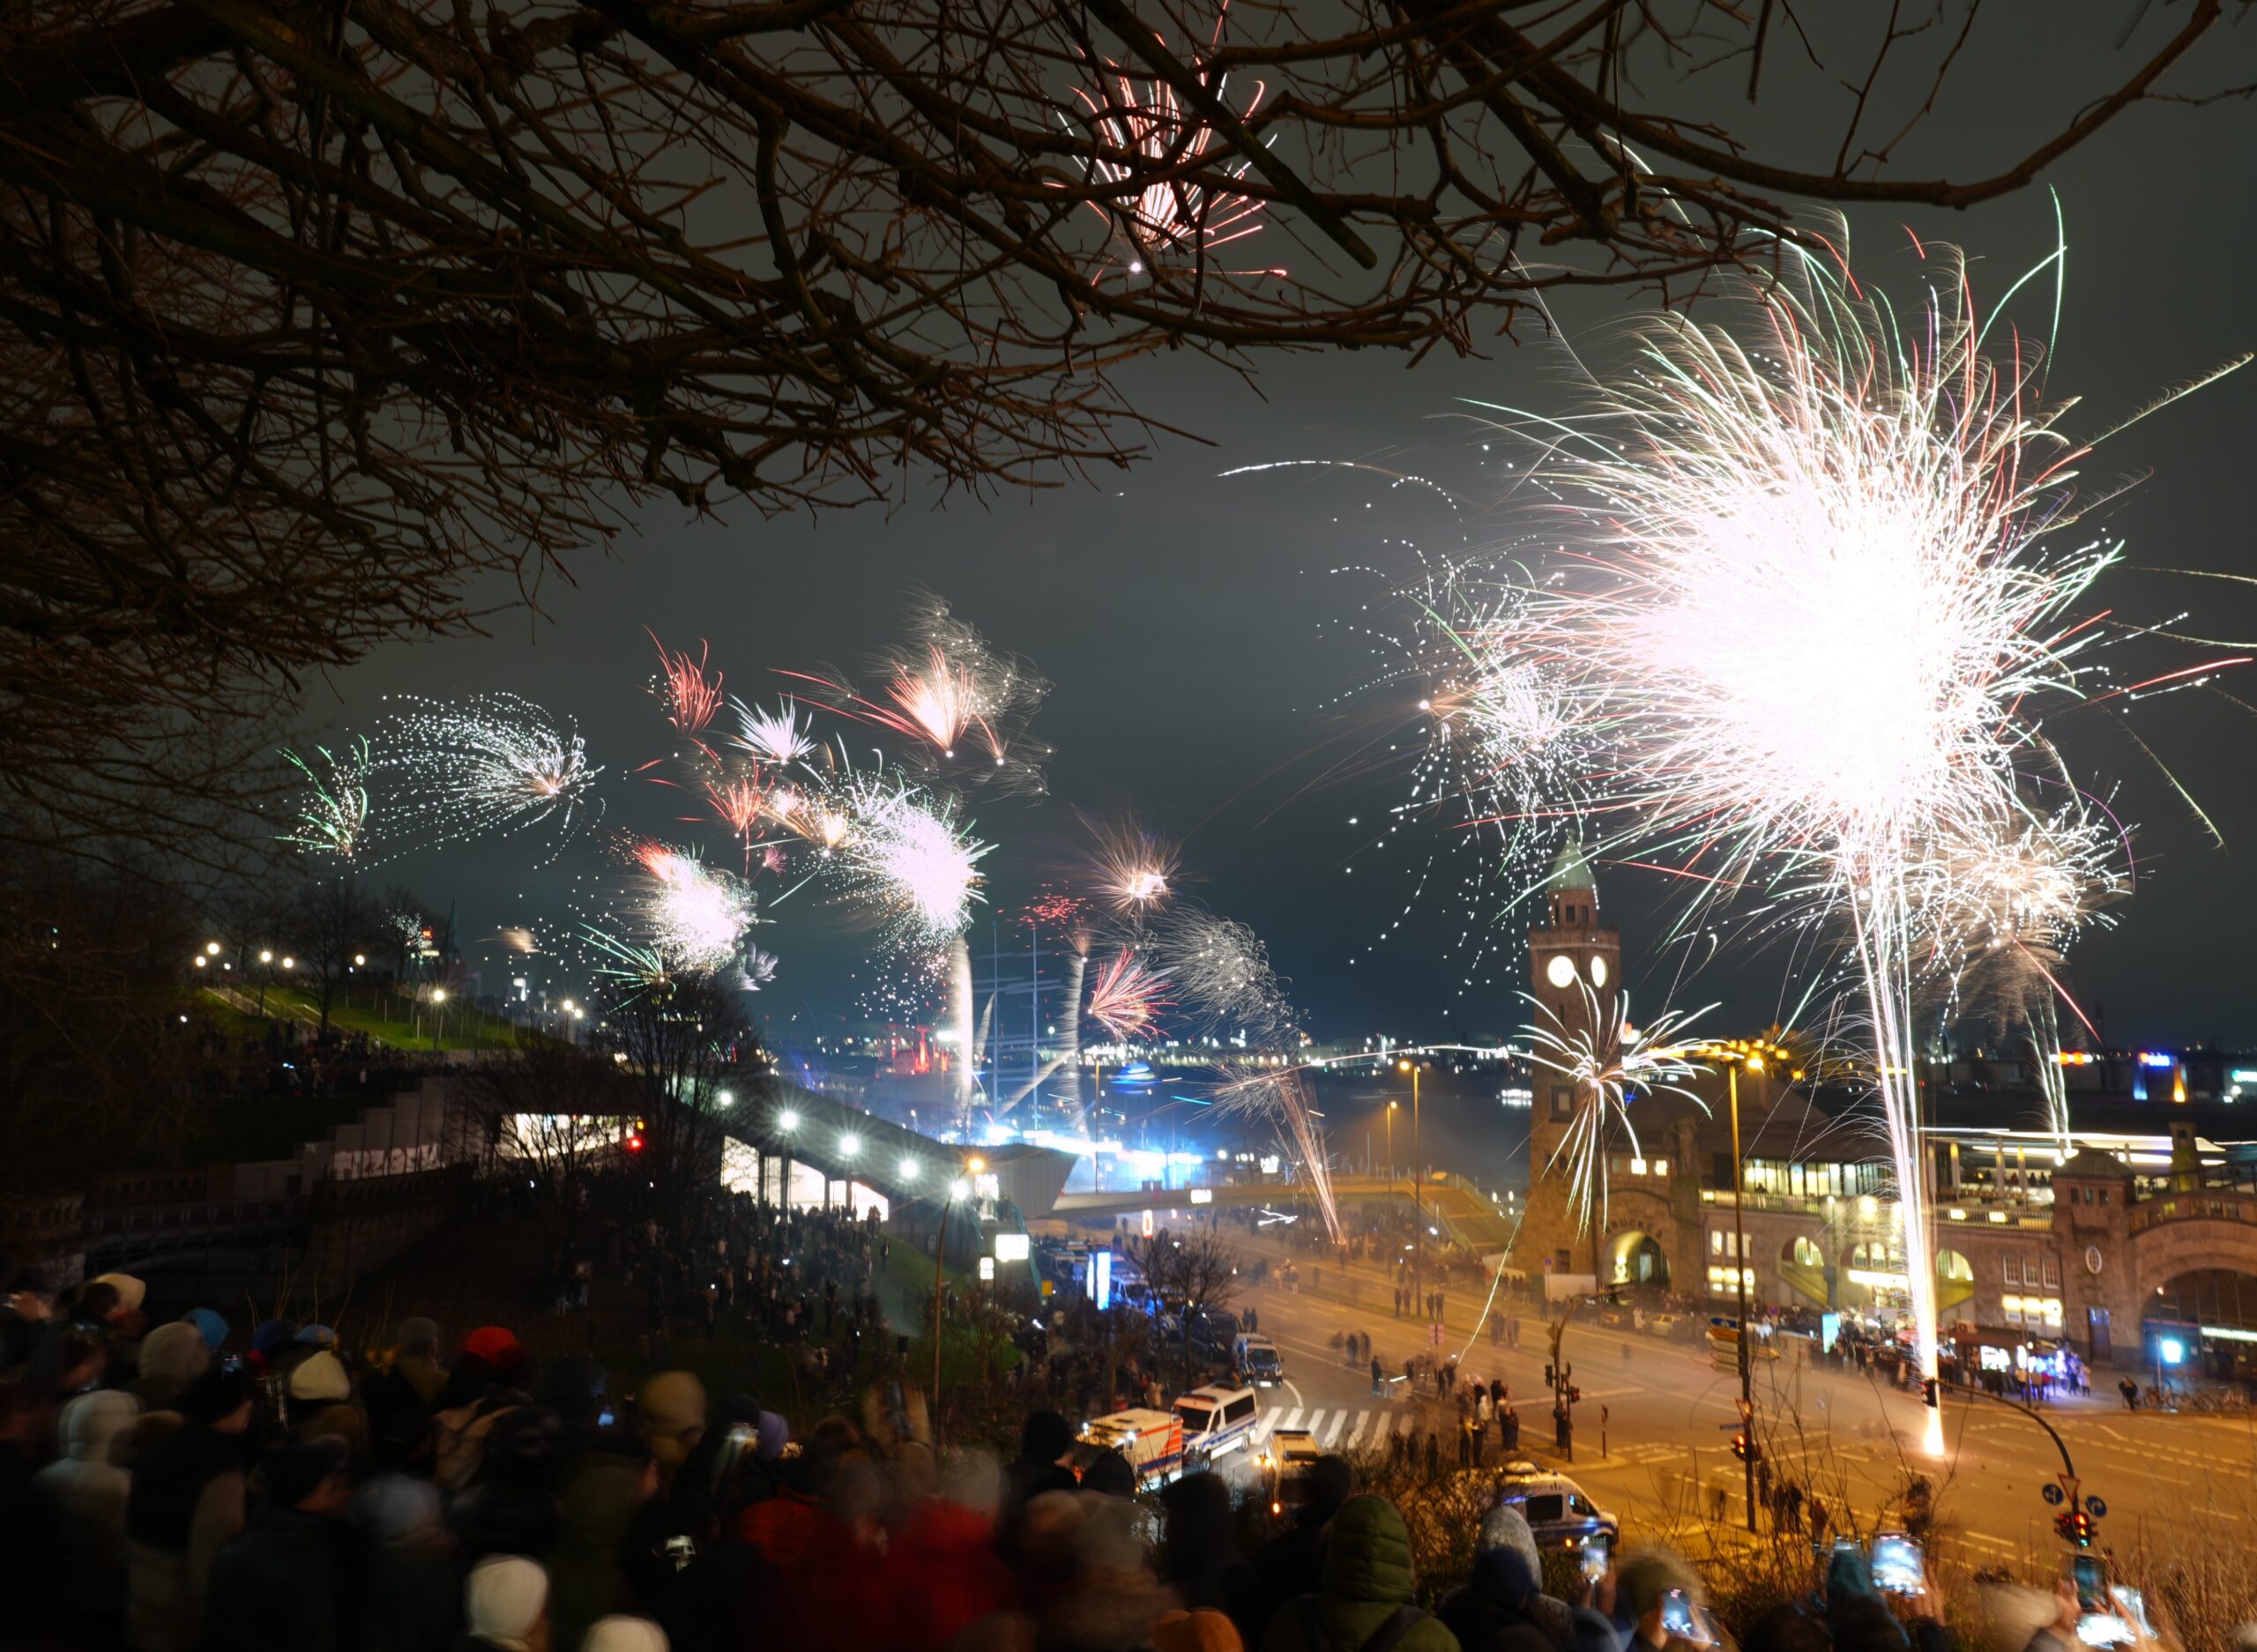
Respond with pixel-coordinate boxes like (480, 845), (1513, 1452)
(624, 1133), (644, 1153)
(1921, 1377), (1940, 1408)
(2053, 1508), (2097, 1549)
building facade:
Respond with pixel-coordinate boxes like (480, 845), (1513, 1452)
(1504, 856), (2257, 1373)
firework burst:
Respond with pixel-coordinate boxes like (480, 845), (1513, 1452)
(1466, 235), (2209, 1418)
(379, 693), (602, 857)
(730, 696), (816, 765)
(835, 778), (994, 952)
(649, 631), (724, 736)
(1084, 948), (1173, 1042)
(279, 737), (374, 859)
(1080, 812), (1180, 918)
(1069, 0), (1278, 282)
(632, 840), (757, 972)
(1524, 987), (1711, 1241)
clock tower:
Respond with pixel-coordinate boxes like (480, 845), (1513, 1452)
(1518, 839), (1626, 1276)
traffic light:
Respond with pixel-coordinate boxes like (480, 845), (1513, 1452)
(1731, 1431), (1753, 1462)
(1921, 1377), (1940, 1408)
(1544, 1364), (1555, 1386)
(2055, 1508), (2097, 1548)
(625, 1132), (645, 1153)
(1568, 1386), (1582, 1404)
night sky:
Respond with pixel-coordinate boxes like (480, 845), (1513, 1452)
(315, 13), (2257, 1053)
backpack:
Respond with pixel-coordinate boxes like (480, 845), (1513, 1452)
(1298, 1597), (1430, 1652)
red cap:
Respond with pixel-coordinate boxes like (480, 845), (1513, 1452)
(461, 1326), (524, 1367)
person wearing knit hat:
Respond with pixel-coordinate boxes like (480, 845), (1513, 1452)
(584, 1616), (670, 1652)
(1157, 1611), (1247, 1652)
(92, 1273), (147, 1315)
(287, 1349), (354, 1405)
(466, 1555), (552, 1652)
(136, 1321), (212, 1413)
(1464, 1499), (1577, 1648)
(463, 1325), (526, 1369)
(183, 1309), (228, 1351)
(296, 1323), (338, 1348)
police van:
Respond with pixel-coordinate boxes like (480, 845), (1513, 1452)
(1491, 1461), (1620, 1548)
(1173, 1383), (1261, 1465)
(1233, 1334), (1285, 1387)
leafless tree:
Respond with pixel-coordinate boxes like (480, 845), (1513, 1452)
(457, 1033), (635, 1252)
(592, 969), (768, 1225)
(4, 0), (2244, 852)
(287, 876), (386, 1030)
(1125, 1225), (1242, 1387)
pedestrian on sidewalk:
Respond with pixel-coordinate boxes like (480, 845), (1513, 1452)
(1499, 1402), (1519, 1453)
(1393, 1287), (1404, 1319)
(1371, 1356), (1384, 1397)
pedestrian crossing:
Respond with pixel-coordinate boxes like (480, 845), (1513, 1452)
(1255, 1405), (1520, 1455)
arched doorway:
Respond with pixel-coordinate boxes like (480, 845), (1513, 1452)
(2144, 1269), (2257, 1388)
(1841, 1239), (1909, 1314)
(1779, 1235), (1830, 1306)
(1603, 1229), (1670, 1290)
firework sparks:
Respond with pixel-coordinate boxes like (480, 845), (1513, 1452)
(1082, 812), (1180, 917)
(1474, 237), (2159, 1426)
(730, 696), (816, 765)
(1524, 988), (1710, 1241)
(783, 595), (1050, 791)
(1084, 948), (1172, 1041)
(279, 737), (373, 859)
(632, 840), (756, 972)
(836, 779), (993, 951)
(1070, 0), (1277, 281)
(649, 631), (724, 736)
(379, 693), (602, 856)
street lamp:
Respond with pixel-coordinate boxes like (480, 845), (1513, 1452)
(1398, 1059), (1423, 1313)
(1692, 1037), (1773, 1532)
(430, 986), (447, 1052)
(778, 1108), (801, 1134)
(934, 1155), (988, 1411)
(1385, 1099), (1397, 1184)
(255, 949), (275, 1015)
(205, 941), (222, 956)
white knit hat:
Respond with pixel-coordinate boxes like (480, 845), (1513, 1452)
(466, 1556), (549, 1652)
(287, 1349), (353, 1403)
(584, 1616), (670, 1652)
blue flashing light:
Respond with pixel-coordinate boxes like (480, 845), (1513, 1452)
(2138, 1052), (2175, 1069)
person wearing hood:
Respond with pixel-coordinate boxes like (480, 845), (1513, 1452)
(354, 1473), (466, 1652)
(1463, 1502), (1576, 1650)
(135, 1322), (211, 1414)
(547, 1439), (659, 1652)
(461, 1554), (552, 1652)
(204, 1437), (361, 1652)
(1438, 1547), (1563, 1652)
(124, 1365), (254, 1652)
(1259, 1495), (1458, 1652)
(1613, 1550), (1703, 1652)
(1159, 1471), (1263, 1648)
(1039, 1493), (1178, 1652)
(1253, 1456), (1354, 1627)
(1009, 1410), (1082, 1510)
(37, 1388), (141, 1641)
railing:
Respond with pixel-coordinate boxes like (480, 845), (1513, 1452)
(2128, 1191), (2257, 1234)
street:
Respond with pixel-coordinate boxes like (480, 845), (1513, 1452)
(1119, 1224), (2257, 1562)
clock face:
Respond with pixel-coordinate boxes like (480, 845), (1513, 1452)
(1546, 954), (1577, 989)
(1589, 955), (1609, 989)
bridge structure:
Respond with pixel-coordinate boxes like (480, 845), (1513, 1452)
(1052, 1171), (1519, 1253)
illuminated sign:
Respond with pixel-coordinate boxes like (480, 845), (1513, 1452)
(1190, 1187), (1213, 1205)
(978, 1257), (995, 1282)
(1092, 1248), (1114, 1310)
(2139, 1053), (2175, 1069)
(2232, 1070), (2257, 1086)
(994, 1232), (1031, 1262)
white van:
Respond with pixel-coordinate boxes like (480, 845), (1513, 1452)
(1173, 1383), (1260, 1464)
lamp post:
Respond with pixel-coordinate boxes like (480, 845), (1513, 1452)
(934, 1157), (986, 1412)
(1385, 1100), (1397, 1186)
(1398, 1059), (1422, 1316)
(257, 949), (274, 1016)
(1728, 1052), (1760, 1531)
(430, 986), (447, 1052)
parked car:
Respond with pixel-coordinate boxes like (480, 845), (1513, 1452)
(1233, 1334), (1285, 1387)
